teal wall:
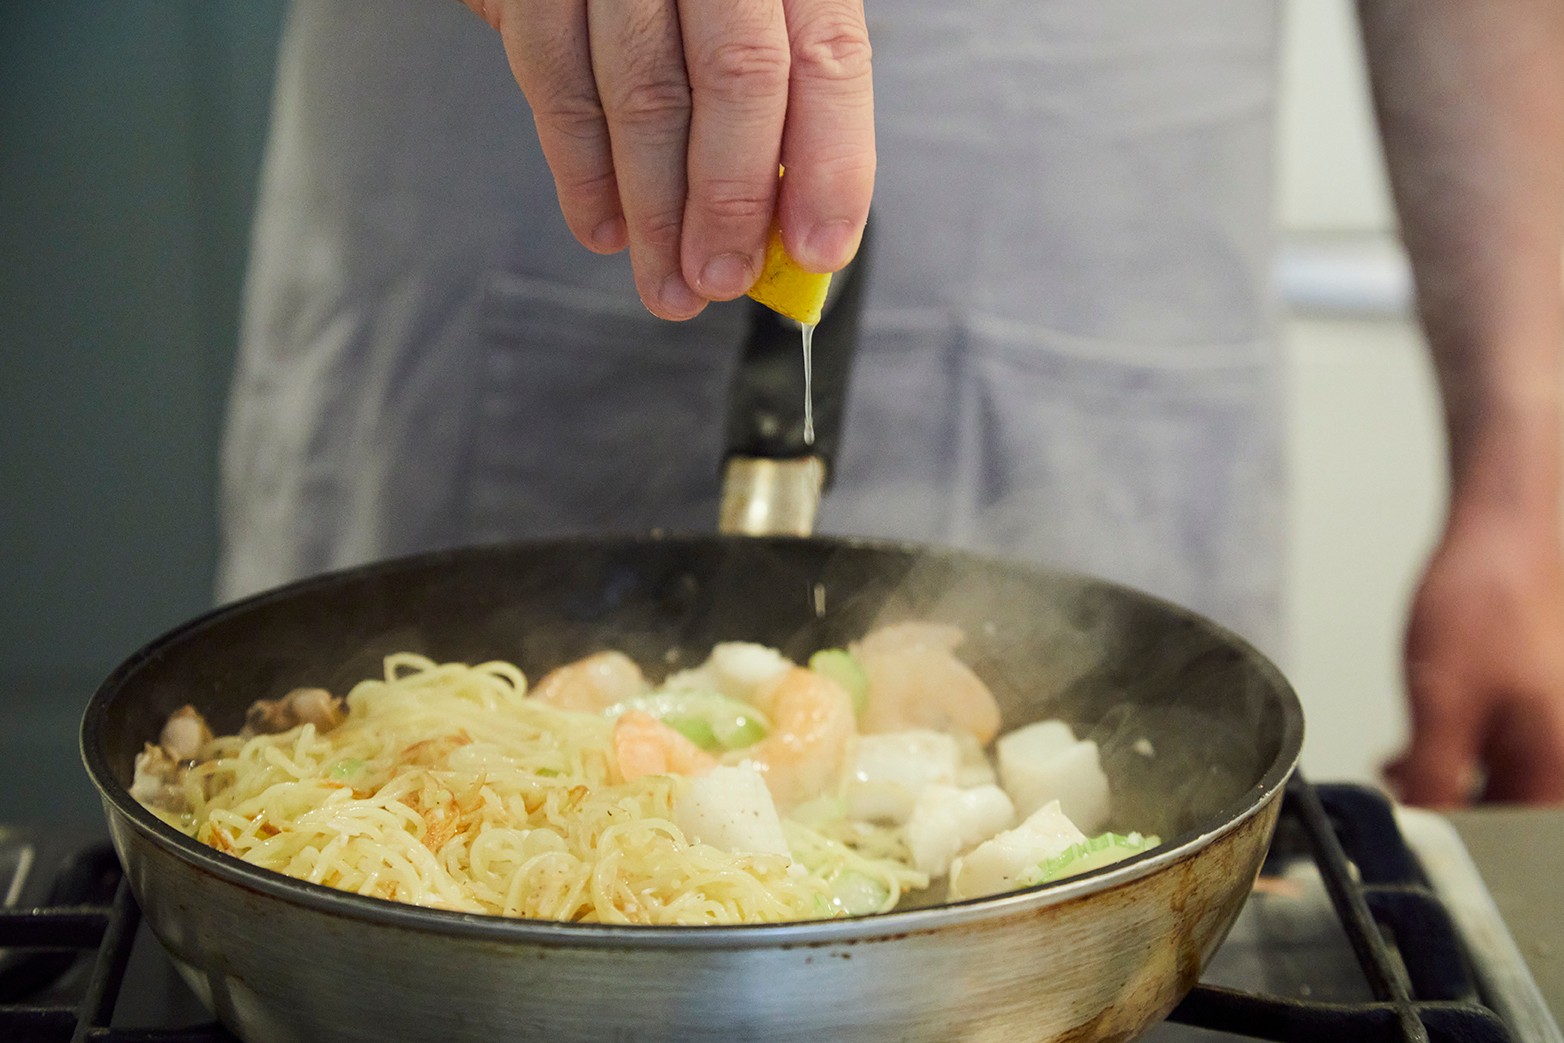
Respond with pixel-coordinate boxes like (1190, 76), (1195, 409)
(0, 1), (286, 825)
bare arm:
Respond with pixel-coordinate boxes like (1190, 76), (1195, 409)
(1360, 0), (1564, 804)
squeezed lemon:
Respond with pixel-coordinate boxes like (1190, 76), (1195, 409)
(746, 220), (832, 326)
(743, 169), (838, 446)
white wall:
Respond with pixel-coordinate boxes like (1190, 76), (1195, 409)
(1276, 0), (1394, 231)
(1274, 0), (1446, 783)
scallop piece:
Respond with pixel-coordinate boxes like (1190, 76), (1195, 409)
(674, 764), (791, 858)
(996, 720), (1111, 833)
(947, 800), (1087, 900)
(844, 730), (962, 824)
(903, 783), (1016, 878)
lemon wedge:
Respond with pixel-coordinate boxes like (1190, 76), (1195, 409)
(746, 171), (833, 325)
(747, 222), (832, 325)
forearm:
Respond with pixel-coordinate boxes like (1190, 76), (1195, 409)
(1359, 0), (1564, 536)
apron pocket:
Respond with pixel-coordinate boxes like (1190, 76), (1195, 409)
(954, 321), (1284, 646)
(468, 272), (747, 540)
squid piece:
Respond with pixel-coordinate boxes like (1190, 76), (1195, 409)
(662, 642), (793, 704)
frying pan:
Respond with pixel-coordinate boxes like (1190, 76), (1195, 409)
(81, 242), (1304, 1042)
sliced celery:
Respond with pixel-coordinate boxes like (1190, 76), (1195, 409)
(808, 649), (869, 716)
(1031, 832), (1161, 884)
(610, 690), (770, 751)
(830, 871), (891, 916)
(328, 758), (364, 780)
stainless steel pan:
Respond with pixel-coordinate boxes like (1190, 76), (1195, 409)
(82, 534), (1302, 1042)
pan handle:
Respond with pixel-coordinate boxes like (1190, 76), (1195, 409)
(719, 223), (871, 536)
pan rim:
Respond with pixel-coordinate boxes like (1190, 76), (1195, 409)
(81, 532), (1305, 948)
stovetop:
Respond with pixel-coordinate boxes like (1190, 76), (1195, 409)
(1, 780), (1558, 1043)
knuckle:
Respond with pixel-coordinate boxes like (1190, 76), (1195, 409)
(694, 177), (773, 222)
(632, 206), (685, 251)
(790, 11), (873, 83)
(559, 165), (618, 203)
(691, 39), (790, 97)
(515, 31), (585, 94)
(531, 92), (606, 141)
(812, 143), (877, 184)
(608, 77), (692, 130)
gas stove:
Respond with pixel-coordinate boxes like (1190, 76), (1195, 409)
(1, 780), (1557, 1042)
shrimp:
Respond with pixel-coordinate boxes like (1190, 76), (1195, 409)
(613, 710), (716, 782)
(851, 622), (1002, 744)
(531, 651), (647, 713)
(735, 667), (856, 812)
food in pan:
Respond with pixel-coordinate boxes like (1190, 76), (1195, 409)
(132, 623), (1159, 925)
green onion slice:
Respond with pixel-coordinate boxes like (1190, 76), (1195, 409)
(1031, 832), (1161, 884)
(808, 649), (869, 716)
(608, 690), (770, 752)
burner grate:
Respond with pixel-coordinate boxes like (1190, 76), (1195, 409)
(0, 780), (1522, 1042)
(1165, 780), (1512, 1042)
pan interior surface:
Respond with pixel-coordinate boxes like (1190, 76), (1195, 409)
(84, 534), (1302, 928)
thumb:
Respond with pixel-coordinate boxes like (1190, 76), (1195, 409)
(1385, 666), (1482, 807)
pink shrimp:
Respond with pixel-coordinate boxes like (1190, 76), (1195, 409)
(613, 710), (717, 783)
(531, 651), (647, 713)
(738, 667), (857, 812)
(851, 622), (1002, 744)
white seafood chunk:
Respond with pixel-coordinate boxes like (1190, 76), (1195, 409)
(844, 730), (962, 823)
(947, 800), (1087, 900)
(953, 732), (997, 788)
(996, 720), (1111, 833)
(664, 642), (792, 705)
(903, 784), (1016, 878)
(674, 764), (791, 858)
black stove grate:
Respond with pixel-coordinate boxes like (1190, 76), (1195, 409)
(1165, 779), (1511, 1042)
(0, 779), (1519, 1043)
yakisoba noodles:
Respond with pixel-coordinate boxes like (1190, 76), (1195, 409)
(134, 627), (1159, 925)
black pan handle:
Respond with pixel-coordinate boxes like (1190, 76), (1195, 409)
(722, 222), (871, 486)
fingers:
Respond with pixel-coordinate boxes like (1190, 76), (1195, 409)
(1386, 663), (1483, 807)
(490, 0), (875, 317)
(1479, 697), (1564, 803)
(679, 0), (791, 300)
(778, 0), (875, 272)
(589, 0), (711, 319)
(503, 1), (627, 255)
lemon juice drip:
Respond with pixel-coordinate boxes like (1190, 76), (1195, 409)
(801, 322), (816, 446)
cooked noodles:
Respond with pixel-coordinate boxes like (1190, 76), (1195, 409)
(137, 629), (1157, 925)
(147, 654), (917, 924)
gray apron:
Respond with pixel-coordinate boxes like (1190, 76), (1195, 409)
(219, 0), (1286, 653)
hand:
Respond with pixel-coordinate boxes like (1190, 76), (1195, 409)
(461, 0), (875, 319)
(1386, 511), (1564, 806)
